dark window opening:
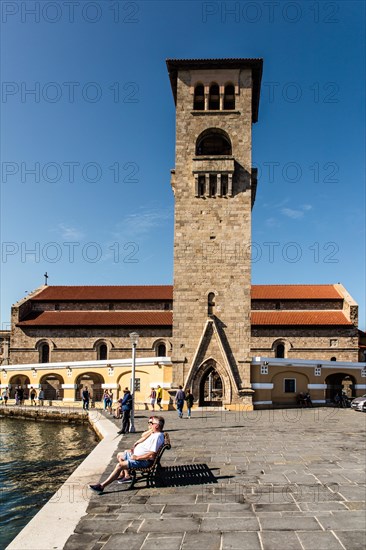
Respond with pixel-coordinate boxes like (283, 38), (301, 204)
(193, 84), (204, 110)
(98, 344), (108, 361)
(209, 174), (217, 196)
(330, 357), (337, 361)
(275, 302), (281, 310)
(224, 84), (235, 109)
(198, 175), (205, 196)
(109, 303), (114, 310)
(55, 304), (59, 311)
(196, 133), (232, 156)
(275, 344), (285, 358)
(157, 343), (166, 357)
(284, 379), (296, 393)
(208, 83), (220, 110)
(164, 303), (170, 310)
(40, 344), (50, 364)
(208, 292), (215, 316)
(221, 174), (228, 195)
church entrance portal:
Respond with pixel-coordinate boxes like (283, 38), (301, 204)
(199, 366), (223, 407)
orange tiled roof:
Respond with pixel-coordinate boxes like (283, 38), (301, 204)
(18, 310), (352, 328)
(17, 311), (173, 327)
(31, 284), (343, 302)
(32, 285), (173, 301)
(251, 285), (342, 300)
(251, 311), (352, 325)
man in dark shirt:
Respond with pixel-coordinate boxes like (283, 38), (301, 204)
(117, 388), (133, 434)
(82, 386), (90, 410)
(175, 385), (185, 418)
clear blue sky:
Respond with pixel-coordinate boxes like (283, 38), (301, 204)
(1, 0), (365, 330)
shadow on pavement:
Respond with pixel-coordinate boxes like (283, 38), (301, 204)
(147, 464), (228, 488)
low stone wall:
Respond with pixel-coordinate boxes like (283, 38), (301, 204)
(0, 404), (89, 424)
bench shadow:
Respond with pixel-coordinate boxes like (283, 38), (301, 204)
(144, 464), (231, 488)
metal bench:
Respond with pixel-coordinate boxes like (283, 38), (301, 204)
(119, 432), (171, 490)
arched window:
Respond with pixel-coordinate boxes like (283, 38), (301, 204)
(40, 343), (50, 363)
(208, 293), (215, 316)
(196, 130), (232, 156)
(224, 84), (235, 109)
(330, 357), (337, 361)
(98, 343), (108, 361)
(208, 83), (220, 110)
(275, 343), (285, 358)
(193, 84), (204, 110)
(157, 343), (166, 357)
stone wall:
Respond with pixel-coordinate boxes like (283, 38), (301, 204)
(251, 325), (359, 362)
(171, 66), (254, 394)
(10, 326), (172, 365)
(0, 404), (90, 424)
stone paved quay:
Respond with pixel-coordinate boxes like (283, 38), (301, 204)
(65, 407), (366, 550)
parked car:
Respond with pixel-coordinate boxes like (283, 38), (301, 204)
(350, 394), (366, 412)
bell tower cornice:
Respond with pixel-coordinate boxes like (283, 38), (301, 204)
(166, 57), (263, 122)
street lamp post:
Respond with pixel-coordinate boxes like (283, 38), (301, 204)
(129, 331), (139, 433)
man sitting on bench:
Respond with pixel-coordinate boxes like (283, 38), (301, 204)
(89, 416), (165, 493)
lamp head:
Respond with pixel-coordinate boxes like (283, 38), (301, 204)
(129, 332), (139, 346)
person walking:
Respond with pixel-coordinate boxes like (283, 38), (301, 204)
(82, 386), (90, 410)
(175, 385), (185, 418)
(38, 388), (45, 406)
(30, 386), (37, 406)
(107, 390), (114, 415)
(156, 385), (163, 410)
(17, 387), (24, 406)
(117, 388), (133, 435)
(149, 388), (157, 411)
(185, 389), (194, 418)
(2, 388), (9, 406)
(102, 389), (109, 411)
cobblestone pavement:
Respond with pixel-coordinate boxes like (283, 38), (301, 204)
(65, 407), (366, 550)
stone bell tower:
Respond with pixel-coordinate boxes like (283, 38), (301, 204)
(166, 58), (263, 408)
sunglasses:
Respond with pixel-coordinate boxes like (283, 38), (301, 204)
(148, 420), (158, 425)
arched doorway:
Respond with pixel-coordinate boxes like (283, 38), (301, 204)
(188, 358), (231, 407)
(9, 375), (30, 398)
(75, 372), (104, 403)
(40, 374), (64, 401)
(325, 373), (356, 402)
(199, 365), (223, 406)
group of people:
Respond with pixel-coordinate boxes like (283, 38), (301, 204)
(1, 386), (45, 406)
(296, 392), (313, 407)
(334, 391), (351, 408)
(148, 385), (163, 410)
(175, 386), (194, 418)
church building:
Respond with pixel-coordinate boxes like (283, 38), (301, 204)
(1, 58), (365, 408)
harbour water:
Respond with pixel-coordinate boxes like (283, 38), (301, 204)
(0, 417), (98, 549)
